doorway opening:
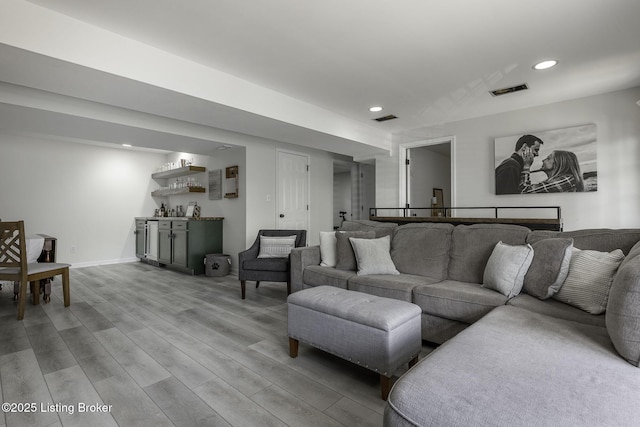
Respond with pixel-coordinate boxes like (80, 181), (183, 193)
(333, 160), (375, 229)
(399, 136), (455, 217)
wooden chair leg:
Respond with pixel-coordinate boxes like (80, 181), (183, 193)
(30, 281), (39, 305)
(289, 337), (299, 358)
(17, 280), (28, 320)
(380, 375), (392, 401)
(255, 281), (260, 289)
(62, 268), (70, 307)
(240, 280), (246, 299)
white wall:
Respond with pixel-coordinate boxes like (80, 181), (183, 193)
(0, 129), (337, 269)
(376, 87), (640, 230)
(0, 133), (165, 266)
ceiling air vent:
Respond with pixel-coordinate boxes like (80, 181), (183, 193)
(373, 114), (398, 122)
(490, 83), (529, 97)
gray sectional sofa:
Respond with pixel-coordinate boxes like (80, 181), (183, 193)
(290, 220), (640, 426)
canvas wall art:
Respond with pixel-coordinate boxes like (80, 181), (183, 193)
(494, 124), (597, 195)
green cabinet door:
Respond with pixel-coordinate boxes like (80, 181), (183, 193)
(172, 222), (188, 268)
(158, 220), (172, 264)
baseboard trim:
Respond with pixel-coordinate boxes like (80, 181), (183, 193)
(70, 257), (139, 268)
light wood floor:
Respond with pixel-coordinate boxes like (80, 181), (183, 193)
(0, 262), (434, 427)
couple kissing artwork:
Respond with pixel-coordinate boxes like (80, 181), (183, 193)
(494, 124), (597, 195)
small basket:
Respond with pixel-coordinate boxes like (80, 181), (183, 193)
(204, 254), (231, 277)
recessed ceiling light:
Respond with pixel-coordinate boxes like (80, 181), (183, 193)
(533, 60), (558, 70)
(369, 106), (383, 112)
(122, 143), (132, 147)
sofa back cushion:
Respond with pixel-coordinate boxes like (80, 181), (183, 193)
(527, 229), (640, 255)
(448, 224), (530, 283)
(606, 240), (640, 367)
(335, 231), (375, 270)
(340, 220), (397, 237)
(391, 223), (454, 280)
(523, 238), (573, 299)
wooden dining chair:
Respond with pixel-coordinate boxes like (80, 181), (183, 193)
(0, 220), (71, 320)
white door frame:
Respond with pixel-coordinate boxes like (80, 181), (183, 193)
(276, 148), (310, 231)
(398, 136), (456, 213)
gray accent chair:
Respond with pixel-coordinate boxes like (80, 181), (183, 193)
(238, 229), (307, 299)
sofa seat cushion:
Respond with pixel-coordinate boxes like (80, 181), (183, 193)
(508, 293), (605, 328)
(412, 280), (508, 323)
(348, 273), (435, 302)
(303, 266), (355, 289)
(385, 306), (640, 427)
(242, 258), (289, 272)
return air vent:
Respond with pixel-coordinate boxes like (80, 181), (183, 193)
(373, 114), (398, 122)
(490, 83), (529, 97)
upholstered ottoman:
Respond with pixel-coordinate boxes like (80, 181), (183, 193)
(287, 286), (422, 400)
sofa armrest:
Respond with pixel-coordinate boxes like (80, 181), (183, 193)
(290, 245), (321, 293)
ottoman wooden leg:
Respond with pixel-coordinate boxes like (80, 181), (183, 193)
(381, 375), (392, 401)
(289, 337), (299, 358)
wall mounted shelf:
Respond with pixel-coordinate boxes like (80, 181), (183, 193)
(152, 165), (206, 180)
(151, 187), (206, 197)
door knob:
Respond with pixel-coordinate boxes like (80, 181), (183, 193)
(279, 214), (285, 218)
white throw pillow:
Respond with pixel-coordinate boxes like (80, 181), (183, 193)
(319, 231), (337, 267)
(257, 235), (297, 258)
(483, 241), (534, 298)
(553, 247), (625, 314)
(349, 235), (399, 276)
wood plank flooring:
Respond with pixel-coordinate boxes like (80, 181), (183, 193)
(0, 262), (434, 427)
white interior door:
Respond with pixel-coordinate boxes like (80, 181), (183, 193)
(277, 150), (309, 233)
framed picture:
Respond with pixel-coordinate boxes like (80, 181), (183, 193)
(494, 124), (597, 194)
(185, 202), (197, 218)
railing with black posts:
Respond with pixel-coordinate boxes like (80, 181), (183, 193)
(368, 206), (563, 231)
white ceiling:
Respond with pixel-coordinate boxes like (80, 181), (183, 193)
(2, 0), (640, 157)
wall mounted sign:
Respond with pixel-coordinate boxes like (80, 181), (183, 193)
(225, 165), (239, 198)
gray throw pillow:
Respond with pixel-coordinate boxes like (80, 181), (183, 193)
(553, 247), (625, 314)
(523, 238), (573, 299)
(482, 241), (534, 298)
(349, 235), (400, 276)
(606, 250), (640, 367)
(335, 231), (375, 270)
